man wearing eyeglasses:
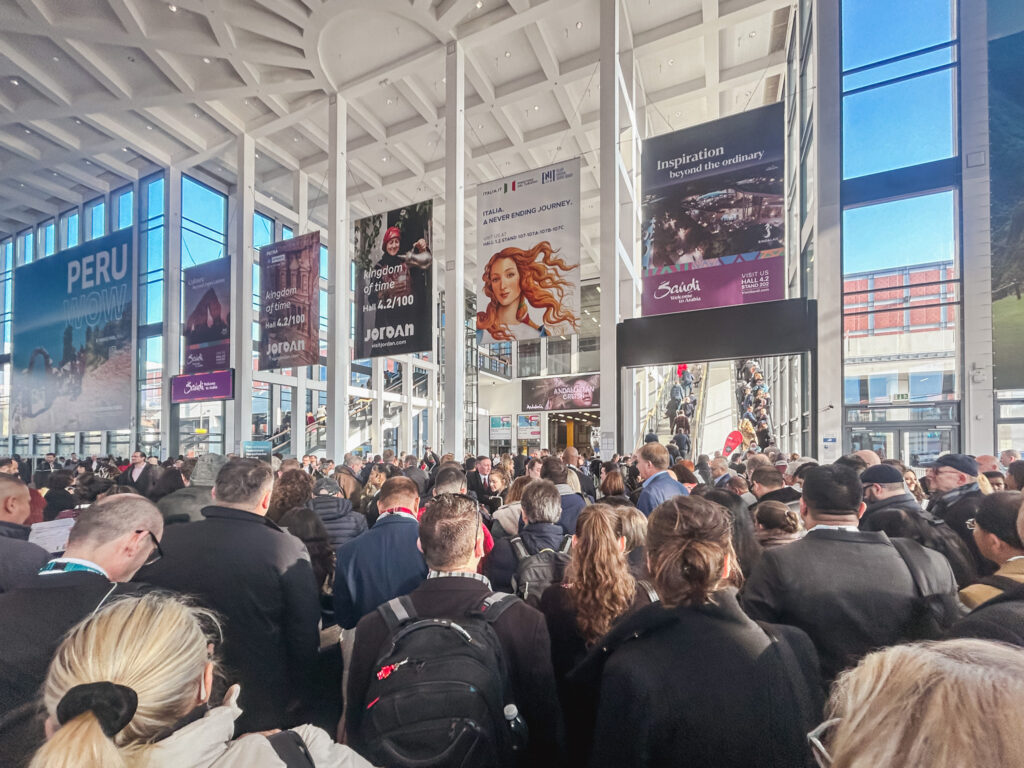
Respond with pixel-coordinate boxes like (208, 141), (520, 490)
(0, 495), (160, 719)
(924, 454), (992, 576)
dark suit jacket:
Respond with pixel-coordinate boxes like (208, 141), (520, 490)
(0, 571), (145, 716)
(567, 465), (596, 500)
(117, 463), (156, 497)
(467, 469), (495, 500)
(573, 590), (822, 768)
(742, 528), (959, 682)
(333, 514), (427, 630)
(346, 575), (564, 767)
(136, 505), (321, 733)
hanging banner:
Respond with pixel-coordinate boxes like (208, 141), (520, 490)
(489, 415), (512, 441)
(12, 229), (133, 433)
(170, 369), (234, 404)
(522, 374), (600, 412)
(476, 159), (581, 344)
(183, 258), (230, 374)
(640, 103), (785, 316)
(353, 201), (433, 358)
(517, 414), (541, 440)
(258, 232), (320, 370)
(989, 26), (1024, 388)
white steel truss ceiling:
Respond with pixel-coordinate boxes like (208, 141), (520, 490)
(0, 0), (790, 278)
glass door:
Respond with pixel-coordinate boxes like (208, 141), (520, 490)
(902, 427), (956, 471)
(848, 429), (897, 461)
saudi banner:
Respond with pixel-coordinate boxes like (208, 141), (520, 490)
(476, 159), (581, 344)
(12, 229), (133, 433)
(353, 200), (434, 358)
(640, 103), (785, 316)
(258, 231), (320, 370)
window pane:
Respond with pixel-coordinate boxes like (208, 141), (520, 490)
(181, 176), (227, 266)
(254, 212), (274, 250)
(67, 213), (78, 248)
(843, 45), (955, 91)
(842, 68), (954, 179)
(282, 225), (293, 239)
(117, 189), (134, 230)
(842, 191), (955, 275)
(841, 0), (954, 71)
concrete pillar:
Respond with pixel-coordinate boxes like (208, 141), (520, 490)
(326, 95), (351, 459)
(229, 134), (256, 452)
(163, 167), (182, 455)
(292, 169), (310, 457)
(443, 41), (466, 454)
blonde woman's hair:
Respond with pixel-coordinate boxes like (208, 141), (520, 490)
(977, 472), (993, 495)
(826, 639), (1024, 768)
(30, 593), (219, 768)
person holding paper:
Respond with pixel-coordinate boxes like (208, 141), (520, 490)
(0, 474), (48, 593)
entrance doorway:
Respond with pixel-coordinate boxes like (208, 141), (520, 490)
(548, 411), (599, 453)
(848, 425), (958, 470)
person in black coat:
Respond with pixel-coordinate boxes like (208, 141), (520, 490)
(742, 464), (960, 683)
(484, 479), (567, 593)
(135, 458), (321, 734)
(308, 477), (367, 550)
(346, 494), (565, 768)
(572, 495), (822, 768)
(117, 451), (157, 497)
(925, 454), (992, 575)
(945, 582), (1024, 647)
(0, 495), (159, 719)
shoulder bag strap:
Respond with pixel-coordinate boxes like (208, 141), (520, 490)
(376, 594), (418, 632)
(979, 574), (1024, 593)
(637, 579), (660, 604)
(478, 591), (521, 624)
(890, 537), (930, 597)
(559, 534), (574, 554)
(267, 730), (316, 768)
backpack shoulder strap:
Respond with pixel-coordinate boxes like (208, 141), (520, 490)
(558, 534), (573, 554)
(267, 730), (316, 768)
(979, 574), (1024, 593)
(477, 591), (520, 624)
(637, 579), (660, 604)
(890, 537), (930, 596)
(376, 595), (418, 632)
(509, 536), (530, 563)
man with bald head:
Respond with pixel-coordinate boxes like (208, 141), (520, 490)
(0, 474), (48, 593)
(976, 455), (1000, 474)
(562, 446), (595, 500)
(853, 449), (881, 467)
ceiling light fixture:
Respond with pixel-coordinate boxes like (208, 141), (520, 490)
(202, 57), (212, 64)
(122, 146), (129, 152)
(576, 20), (583, 29)
(533, 104), (539, 110)
(146, 124), (153, 130)
(52, 56), (60, 62)
(749, 30), (757, 38)
(9, 78), (19, 86)
(504, 50), (511, 58)
(668, 58), (675, 65)
(23, 128), (30, 134)
(476, 0), (483, 7)
(168, 3), (177, 11)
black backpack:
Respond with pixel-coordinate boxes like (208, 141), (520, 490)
(509, 534), (572, 607)
(362, 592), (522, 768)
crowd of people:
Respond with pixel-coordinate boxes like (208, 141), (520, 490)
(1, 439), (1024, 767)
(737, 358), (774, 450)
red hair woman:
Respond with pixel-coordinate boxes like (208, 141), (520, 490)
(476, 241), (580, 342)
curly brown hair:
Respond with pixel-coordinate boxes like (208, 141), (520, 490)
(566, 504), (636, 644)
(267, 469), (313, 523)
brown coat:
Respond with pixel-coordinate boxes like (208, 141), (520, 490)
(334, 465), (363, 508)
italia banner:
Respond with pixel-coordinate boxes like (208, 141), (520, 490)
(12, 229), (133, 433)
(476, 159), (581, 344)
(258, 231), (320, 370)
(640, 103), (785, 316)
(353, 200), (434, 358)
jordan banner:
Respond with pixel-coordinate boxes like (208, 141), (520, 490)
(353, 201), (433, 358)
(12, 229), (133, 433)
(183, 258), (230, 374)
(641, 103), (785, 316)
(258, 232), (320, 370)
(476, 159), (581, 344)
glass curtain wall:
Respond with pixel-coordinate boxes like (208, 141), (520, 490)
(137, 173), (164, 455)
(838, 0), (961, 465)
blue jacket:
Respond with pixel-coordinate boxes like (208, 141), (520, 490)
(637, 471), (689, 515)
(334, 514), (427, 629)
(555, 485), (586, 534)
(484, 522), (566, 593)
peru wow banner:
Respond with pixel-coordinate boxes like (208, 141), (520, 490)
(476, 158), (581, 344)
(258, 231), (320, 370)
(12, 229), (133, 433)
(640, 102), (785, 316)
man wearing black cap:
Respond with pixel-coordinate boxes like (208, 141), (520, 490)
(924, 454), (991, 575)
(741, 464), (960, 683)
(958, 491), (1024, 609)
(859, 464), (977, 588)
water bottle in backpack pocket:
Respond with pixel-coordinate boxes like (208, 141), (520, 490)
(362, 592), (526, 768)
(509, 535), (572, 608)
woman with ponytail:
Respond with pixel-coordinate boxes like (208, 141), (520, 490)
(754, 499), (804, 549)
(538, 504), (656, 767)
(572, 495), (823, 768)
(30, 593), (372, 768)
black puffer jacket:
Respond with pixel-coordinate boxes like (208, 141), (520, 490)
(308, 495), (367, 550)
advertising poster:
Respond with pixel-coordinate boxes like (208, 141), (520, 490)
(353, 200), (433, 358)
(517, 414), (541, 440)
(522, 374), (600, 412)
(489, 415), (512, 441)
(989, 26), (1024, 388)
(241, 440), (273, 463)
(258, 232), (320, 370)
(476, 159), (581, 344)
(183, 258), (230, 374)
(12, 229), (132, 433)
(640, 103), (785, 316)
(170, 369), (234, 404)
